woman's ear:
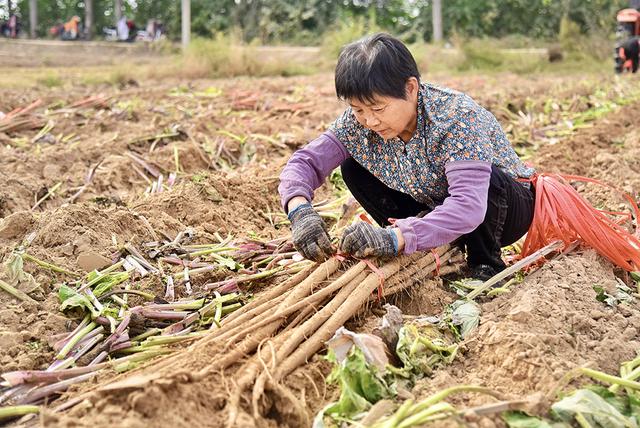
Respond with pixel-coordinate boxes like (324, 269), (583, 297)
(405, 77), (419, 99)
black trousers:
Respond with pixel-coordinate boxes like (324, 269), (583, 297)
(340, 158), (535, 271)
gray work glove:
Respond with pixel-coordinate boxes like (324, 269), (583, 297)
(340, 222), (398, 259)
(288, 203), (334, 262)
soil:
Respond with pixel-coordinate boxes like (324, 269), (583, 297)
(1, 70), (639, 427)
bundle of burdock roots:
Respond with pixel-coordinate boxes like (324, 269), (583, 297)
(47, 244), (463, 426)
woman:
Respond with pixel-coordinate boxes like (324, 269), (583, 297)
(279, 33), (535, 280)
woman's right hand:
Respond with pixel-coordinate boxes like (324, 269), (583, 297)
(288, 203), (334, 262)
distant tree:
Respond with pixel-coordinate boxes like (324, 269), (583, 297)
(8, 0), (632, 43)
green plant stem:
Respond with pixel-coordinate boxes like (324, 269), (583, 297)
(410, 385), (501, 414)
(184, 246), (238, 258)
(388, 400), (414, 426)
(467, 240), (563, 300)
(56, 321), (97, 360)
(174, 145), (181, 173)
(98, 289), (155, 302)
(111, 348), (172, 372)
(142, 332), (202, 346)
(0, 278), (37, 304)
(579, 367), (640, 390)
(22, 253), (79, 277)
(574, 412), (593, 428)
(486, 277), (518, 297)
(76, 260), (125, 292)
(396, 402), (455, 428)
(610, 365), (640, 394)
(31, 181), (62, 211)
(214, 298), (223, 324)
(0, 405), (40, 421)
(130, 328), (162, 342)
(221, 302), (242, 315)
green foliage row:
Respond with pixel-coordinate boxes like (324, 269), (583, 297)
(2, 0), (631, 44)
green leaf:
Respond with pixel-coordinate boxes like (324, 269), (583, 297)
(92, 272), (130, 297)
(58, 284), (97, 316)
(450, 300), (481, 339)
(551, 389), (634, 428)
(322, 348), (394, 423)
(502, 411), (557, 428)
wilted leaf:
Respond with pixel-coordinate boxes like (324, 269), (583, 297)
(394, 322), (457, 380)
(450, 300), (481, 339)
(327, 327), (389, 371)
(551, 389), (633, 428)
(211, 253), (241, 270)
(4, 252), (37, 290)
(372, 304), (403, 351)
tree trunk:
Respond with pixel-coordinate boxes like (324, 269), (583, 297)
(85, 0), (93, 40)
(114, 0), (123, 25)
(432, 0), (443, 43)
(181, 0), (190, 50)
(29, 0), (37, 38)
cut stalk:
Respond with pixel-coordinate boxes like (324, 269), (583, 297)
(183, 246), (238, 258)
(76, 260), (125, 293)
(3, 363), (109, 386)
(0, 278), (37, 304)
(53, 315), (90, 352)
(0, 405), (39, 421)
(19, 372), (99, 405)
(203, 266), (285, 290)
(610, 365), (640, 394)
(22, 253), (79, 277)
(396, 402), (455, 428)
(130, 328), (161, 342)
(56, 321), (97, 360)
(579, 367), (640, 390)
(143, 299), (205, 311)
(466, 240), (564, 300)
(98, 289), (154, 301)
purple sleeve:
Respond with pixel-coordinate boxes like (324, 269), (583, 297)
(278, 130), (350, 212)
(394, 160), (492, 254)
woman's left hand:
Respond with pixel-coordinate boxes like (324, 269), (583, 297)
(339, 222), (398, 258)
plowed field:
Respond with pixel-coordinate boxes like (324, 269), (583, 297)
(1, 70), (639, 428)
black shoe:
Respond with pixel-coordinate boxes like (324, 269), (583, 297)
(470, 264), (500, 282)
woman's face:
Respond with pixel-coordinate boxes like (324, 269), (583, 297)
(348, 77), (419, 142)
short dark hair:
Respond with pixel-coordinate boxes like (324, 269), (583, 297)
(335, 33), (420, 103)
